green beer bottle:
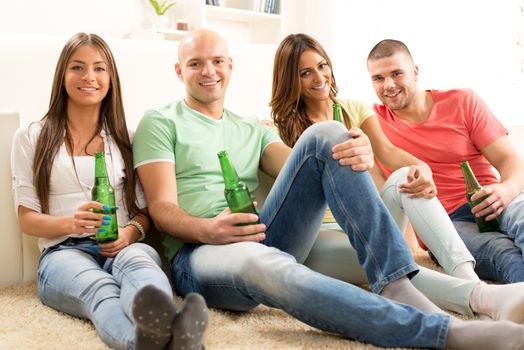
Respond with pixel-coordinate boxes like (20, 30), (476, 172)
(460, 160), (500, 233)
(333, 102), (344, 124)
(217, 150), (259, 225)
(91, 151), (118, 242)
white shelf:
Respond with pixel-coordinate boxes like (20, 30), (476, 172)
(205, 5), (281, 23)
(155, 28), (190, 41)
(167, 0), (284, 44)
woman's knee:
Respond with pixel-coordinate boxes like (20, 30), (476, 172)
(116, 242), (162, 267)
(297, 121), (347, 149)
(384, 167), (410, 188)
(380, 167), (410, 201)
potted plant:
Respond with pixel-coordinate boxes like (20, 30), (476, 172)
(148, 0), (176, 29)
(149, 0), (176, 16)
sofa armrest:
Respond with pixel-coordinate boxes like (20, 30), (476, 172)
(0, 112), (24, 286)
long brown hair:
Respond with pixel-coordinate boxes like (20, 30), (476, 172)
(33, 32), (138, 215)
(270, 33), (339, 147)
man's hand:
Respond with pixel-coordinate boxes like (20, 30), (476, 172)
(398, 164), (438, 199)
(471, 183), (518, 221)
(204, 207), (266, 244)
(260, 119), (274, 127)
(332, 127), (374, 171)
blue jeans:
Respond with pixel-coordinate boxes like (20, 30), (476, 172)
(172, 121), (450, 348)
(38, 239), (172, 350)
(450, 192), (524, 283)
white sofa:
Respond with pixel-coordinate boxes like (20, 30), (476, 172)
(1, 111), (39, 286)
(0, 34), (278, 286)
(2, 34), (524, 287)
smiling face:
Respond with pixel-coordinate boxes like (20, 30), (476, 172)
(298, 49), (332, 103)
(63, 44), (110, 109)
(175, 30), (232, 112)
(367, 51), (419, 112)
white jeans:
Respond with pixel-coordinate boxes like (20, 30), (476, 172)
(305, 167), (478, 316)
(381, 167), (475, 274)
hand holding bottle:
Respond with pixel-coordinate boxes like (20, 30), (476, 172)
(470, 182), (516, 221)
(91, 152), (118, 242)
(461, 161), (500, 232)
(331, 127), (374, 171)
(331, 103), (373, 170)
(70, 201), (112, 235)
(203, 207), (266, 244)
(97, 225), (139, 257)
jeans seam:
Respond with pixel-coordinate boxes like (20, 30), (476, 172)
(374, 264), (419, 294)
(384, 170), (475, 273)
(237, 286), (347, 335)
(173, 250), (203, 296)
(263, 153), (312, 236)
(111, 247), (143, 291)
(436, 315), (451, 349)
(323, 159), (384, 284)
(410, 197), (474, 273)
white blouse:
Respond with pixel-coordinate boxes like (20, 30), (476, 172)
(11, 121), (146, 251)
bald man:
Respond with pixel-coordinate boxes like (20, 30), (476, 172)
(132, 29), (524, 349)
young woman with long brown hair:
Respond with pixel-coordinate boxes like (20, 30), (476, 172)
(11, 32), (208, 350)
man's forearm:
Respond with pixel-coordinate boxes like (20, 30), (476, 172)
(150, 201), (208, 243)
(376, 144), (426, 171)
(498, 156), (524, 195)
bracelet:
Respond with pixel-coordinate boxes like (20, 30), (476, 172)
(126, 220), (146, 241)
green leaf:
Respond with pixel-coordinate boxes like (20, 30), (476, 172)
(161, 2), (176, 15)
(149, 0), (176, 16)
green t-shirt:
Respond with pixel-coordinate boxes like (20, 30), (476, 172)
(133, 100), (281, 260)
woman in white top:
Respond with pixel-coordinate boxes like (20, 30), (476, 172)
(11, 32), (207, 350)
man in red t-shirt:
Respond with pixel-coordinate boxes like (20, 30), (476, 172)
(366, 39), (524, 284)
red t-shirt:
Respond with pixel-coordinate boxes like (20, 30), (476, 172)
(374, 89), (507, 214)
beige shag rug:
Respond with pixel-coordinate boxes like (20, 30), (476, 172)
(0, 249), (447, 350)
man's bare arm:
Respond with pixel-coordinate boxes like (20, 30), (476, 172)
(260, 142), (291, 179)
(473, 135), (524, 220)
(137, 162), (265, 244)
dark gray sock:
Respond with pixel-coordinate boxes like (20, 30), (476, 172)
(133, 285), (177, 350)
(169, 293), (209, 350)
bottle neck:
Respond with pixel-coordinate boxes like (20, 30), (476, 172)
(94, 152), (110, 182)
(218, 154), (241, 189)
(94, 177), (110, 185)
(333, 103), (343, 123)
(460, 161), (481, 193)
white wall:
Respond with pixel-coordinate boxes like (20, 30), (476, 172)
(323, 0), (524, 125)
(0, 34), (277, 129)
(1, 0), (523, 124)
(0, 0), (151, 39)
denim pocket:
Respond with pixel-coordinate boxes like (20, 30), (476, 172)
(449, 203), (476, 223)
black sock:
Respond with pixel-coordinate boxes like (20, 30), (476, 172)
(133, 285), (177, 350)
(169, 293), (209, 350)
